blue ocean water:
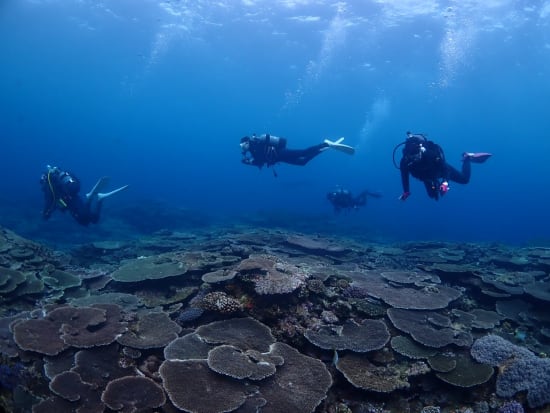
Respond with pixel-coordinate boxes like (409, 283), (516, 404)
(1, 0), (549, 245)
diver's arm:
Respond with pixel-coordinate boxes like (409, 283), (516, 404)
(244, 141), (266, 168)
(242, 156), (264, 168)
(400, 159), (411, 193)
(399, 159), (411, 200)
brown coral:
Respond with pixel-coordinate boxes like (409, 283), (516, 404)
(13, 305), (126, 355)
(387, 308), (472, 348)
(111, 253), (187, 282)
(199, 291), (242, 314)
(207, 344), (280, 380)
(101, 376), (166, 412)
(196, 317), (276, 352)
(336, 353), (410, 393)
(304, 319), (390, 352)
(237, 255), (309, 295)
(117, 311), (181, 349)
(258, 342), (332, 413)
(160, 359), (248, 413)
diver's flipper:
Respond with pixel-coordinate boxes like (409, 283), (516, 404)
(97, 185), (129, 202)
(366, 191), (383, 198)
(324, 137), (355, 155)
(463, 152), (492, 163)
(86, 177), (109, 200)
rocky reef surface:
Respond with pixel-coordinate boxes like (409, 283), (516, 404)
(1, 224), (549, 413)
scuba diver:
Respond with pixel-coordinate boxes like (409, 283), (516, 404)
(40, 165), (128, 226)
(327, 188), (382, 213)
(240, 133), (354, 176)
(393, 132), (492, 201)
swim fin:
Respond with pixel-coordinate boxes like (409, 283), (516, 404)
(97, 185), (129, 202)
(463, 152), (492, 163)
(324, 137), (355, 155)
(365, 190), (383, 198)
(86, 177), (109, 200)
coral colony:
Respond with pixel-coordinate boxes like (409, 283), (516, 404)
(1, 226), (550, 412)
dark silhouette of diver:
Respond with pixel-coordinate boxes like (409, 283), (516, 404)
(40, 165), (128, 226)
(327, 188), (382, 213)
(240, 133), (354, 176)
(394, 132), (492, 201)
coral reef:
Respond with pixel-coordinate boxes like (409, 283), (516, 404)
(471, 334), (550, 408)
(304, 319), (390, 352)
(1, 224), (549, 412)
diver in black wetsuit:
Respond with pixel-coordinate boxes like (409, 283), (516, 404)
(394, 132), (492, 201)
(327, 188), (381, 213)
(40, 165), (128, 226)
(240, 133), (354, 176)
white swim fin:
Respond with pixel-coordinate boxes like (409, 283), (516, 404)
(324, 137), (355, 155)
(97, 185), (129, 202)
(86, 177), (109, 200)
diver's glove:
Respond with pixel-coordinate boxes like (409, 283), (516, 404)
(439, 181), (449, 195)
(399, 192), (411, 201)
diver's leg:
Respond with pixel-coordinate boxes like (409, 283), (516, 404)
(280, 145), (327, 166)
(70, 197), (93, 226)
(447, 161), (471, 184)
(89, 201), (102, 224)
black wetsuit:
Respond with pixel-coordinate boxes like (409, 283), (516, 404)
(400, 136), (470, 200)
(242, 134), (328, 168)
(41, 168), (101, 226)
